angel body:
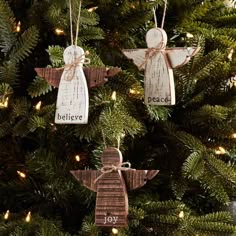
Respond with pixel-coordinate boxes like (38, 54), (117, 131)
(71, 147), (158, 227)
(55, 45), (89, 124)
(122, 28), (200, 105)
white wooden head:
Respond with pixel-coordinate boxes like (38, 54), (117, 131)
(145, 28), (167, 49)
(63, 45), (85, 66)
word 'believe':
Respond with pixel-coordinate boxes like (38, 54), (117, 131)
(57, 113), (83, 121)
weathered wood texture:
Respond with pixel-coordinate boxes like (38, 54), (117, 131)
(54, 45), (89, 124)
(71, 147), (159, 227)
(35, 67), (121, 88)
(122, 27), (200, 106)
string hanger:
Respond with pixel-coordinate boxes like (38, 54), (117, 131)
(152, 0), (168, 29)
(69, 0), (82, 46)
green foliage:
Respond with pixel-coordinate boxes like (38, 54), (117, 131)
(1, 1), (236, 236)
(28, 76), (52, 98)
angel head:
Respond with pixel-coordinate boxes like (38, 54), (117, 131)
(63, 45), (85, 66)
(101, 148), (123, 167)
(145, 28), (167, 49)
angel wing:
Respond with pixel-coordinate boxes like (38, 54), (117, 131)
(70, 170), (102, 192)
(122, 49), (148, 70)
(35, 67), (121, 88)
(35, 68), (63, 87)
(122, 170), (159, 191)
(166, 47), (200, 68)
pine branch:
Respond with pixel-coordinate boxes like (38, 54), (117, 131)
(10, 26), (39, 63)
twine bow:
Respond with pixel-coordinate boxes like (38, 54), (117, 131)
(138, 40), (166, 70)
(94, 162), (133, 183)
(56, 51), (90, 81)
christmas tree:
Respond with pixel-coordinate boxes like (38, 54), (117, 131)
(1, 0), (236, 235)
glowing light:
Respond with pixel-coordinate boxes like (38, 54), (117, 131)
(129, 88), (141, 95)
(16, 21), (21, 32)
(130, 3), (136, 9)
(129, 89), (136, 94)
(55, 28), (65, 35)
(219, 146), (226, 154)
(75, 155), (80, 162)
(232, 133), (236, 138)
(111, 91), (116, 101)
(17, 171), (26, 178)
(4, 210), (10, 220)
(87, 6), (98, 12)
(35, 101), (42, 110)
(25, 211), (31, 222)
(0, 97), (9, 108)
(186, 32), (194, 38)
(215, 150), (222, 155)
(228, 49), (234, 61)
(178, 211), (184, 218)
(112, 228), (119, 234)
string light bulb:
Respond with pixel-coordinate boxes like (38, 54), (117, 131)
(228, 49), (234, 61)
(87, 6), (98, 12)
(215, 146), (226, 155)
(25, 211), (31, 222)
(231, 133), (236, 138)
(35, 101), (42, 110)
(0, 97), (9, 108)
(16, 21), (21, 32)
(112, 228), (119, 234)
(17, 170), (26, 178)
(178, 211), (184, 218)
(4, 210), (10, 220)
(111, 91), (117, 101)
(55, 28), (65, 35)
(75, 155), (80, 162)
(129, 89), (136, 94)
(219, 146), (226, 154)
(186, 32), (194, 38)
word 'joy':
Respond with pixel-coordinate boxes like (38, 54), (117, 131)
(57, 113), (83, 121)
(104, 216), (118, 224)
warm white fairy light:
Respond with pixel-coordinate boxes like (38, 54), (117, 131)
(35, 101), (42, 110)
(228, 49), (234, 61)
(17, 170), (26, 178)
(178, 211), (184, 218)
(186, 32), (194, 38)
(232, 133), (236, 138)
(112, 228), (119, 234)
(55, 28), (65, 35)
(0, 97), (9, 108)
(16, 21), (21, 32)
(25, 211), (31, 222)
(111, 91), (117, 101)
(87, 6), (98, 12)
(75, 155), (80, 162)
(215, 150), (222, 155)
(219, 146), (226, 154)
(129, 88), (140, 95)
(4, 210), (10, 220)
(215, 146), (226, 155)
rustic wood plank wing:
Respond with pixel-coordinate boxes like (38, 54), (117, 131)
(35, 67), (121, 88)
(122, 170), (159, 191)
(122, 27), (200, 106)
(70, 170), (101, 192)
(71, 147), (159, 227)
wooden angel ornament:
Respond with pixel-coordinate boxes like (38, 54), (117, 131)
(35, 48), (121, 125)
(71, 147), (159, 227)
(122, 28), (200, 105)
(54, 45), (89, 124)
